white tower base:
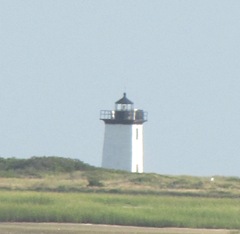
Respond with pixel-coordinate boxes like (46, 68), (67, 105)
(102, 124), (143, 173)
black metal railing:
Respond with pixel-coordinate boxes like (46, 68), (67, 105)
(100, 110), (147, 122)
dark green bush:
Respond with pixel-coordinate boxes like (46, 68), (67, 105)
(87, 176), (104, 187)
(0, 156), (95, 177)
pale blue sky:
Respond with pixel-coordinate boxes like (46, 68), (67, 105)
(1, 1), (240, 176)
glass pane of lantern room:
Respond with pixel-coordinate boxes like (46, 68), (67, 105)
(127, 104), (133, 110)
(115, 104), (120, 110)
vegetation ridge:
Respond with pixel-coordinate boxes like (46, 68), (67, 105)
(0, 156), (239, 198)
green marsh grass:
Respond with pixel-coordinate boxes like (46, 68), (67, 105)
(0, 191), (240, 229)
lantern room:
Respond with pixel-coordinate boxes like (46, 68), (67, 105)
(115, 92), (134, 111)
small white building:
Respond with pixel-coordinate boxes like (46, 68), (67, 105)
(100, 93), (147, 173)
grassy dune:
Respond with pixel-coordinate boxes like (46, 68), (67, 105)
(0, 157), (240, 198)
(0, 157), (240, 229)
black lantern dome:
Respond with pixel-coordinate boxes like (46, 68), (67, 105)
(115, 93), (134, 111)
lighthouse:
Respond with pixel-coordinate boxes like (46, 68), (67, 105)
(100, 93), (147, 173)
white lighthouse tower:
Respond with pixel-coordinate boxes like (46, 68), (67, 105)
(100, 93), (147, 173)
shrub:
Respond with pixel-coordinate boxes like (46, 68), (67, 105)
(87, 177), (103, 187)
(0, 156), (94, 177)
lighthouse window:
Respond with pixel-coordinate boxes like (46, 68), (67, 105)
(136, 128), (138, 140)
